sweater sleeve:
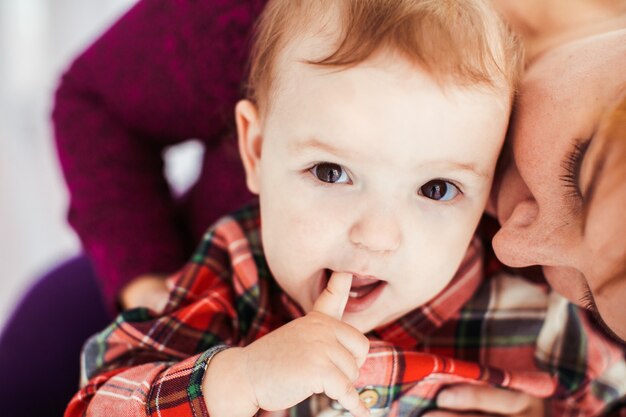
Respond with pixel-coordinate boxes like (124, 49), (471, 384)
(52, 0), (266, 313)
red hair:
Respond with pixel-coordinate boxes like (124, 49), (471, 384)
(247, 0), (523, 112)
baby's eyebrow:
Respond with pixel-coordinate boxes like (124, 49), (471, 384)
(416, 161), (490, 179)
(291, 137), (489, 178)
(289, 137), (346, 157)
(450, 163), (489, 178)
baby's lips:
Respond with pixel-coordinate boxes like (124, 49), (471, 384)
(349, 273), (383, 288)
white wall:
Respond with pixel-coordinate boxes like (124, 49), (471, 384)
(0, 0), (137, 330)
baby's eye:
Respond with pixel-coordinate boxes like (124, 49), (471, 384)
(310, 163), (350, 184)
(419, 180), (460, 201)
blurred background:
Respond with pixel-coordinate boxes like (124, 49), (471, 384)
(0, 0), (136, 331)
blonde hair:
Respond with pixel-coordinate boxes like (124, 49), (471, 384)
(246, 0), (524, 113)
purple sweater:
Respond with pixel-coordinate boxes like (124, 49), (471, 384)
(52, 0), (266, 312)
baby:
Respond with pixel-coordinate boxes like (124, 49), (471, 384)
(66, 1), (626, 417)
(222, 1), (515, 414)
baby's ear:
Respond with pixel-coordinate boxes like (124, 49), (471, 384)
(235, 100), (262, 195)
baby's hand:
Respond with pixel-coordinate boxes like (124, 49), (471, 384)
(246, 271), (370, 415)
(119, 273), (170, 313)
(215, 272), (371, 417)
(425, 384), (545, 417)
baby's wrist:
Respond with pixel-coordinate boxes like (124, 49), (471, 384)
(202, 346), (258, 417)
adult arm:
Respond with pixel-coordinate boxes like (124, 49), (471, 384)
(423, 294), (626, 417)
(52, 0), (265, 313)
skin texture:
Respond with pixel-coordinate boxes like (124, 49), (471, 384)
(491, 0), (626, 60)
(493, 29), (626, 342)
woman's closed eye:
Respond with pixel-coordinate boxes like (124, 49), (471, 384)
(310, 162), (351, 184)
(561, 138), (591, 200)
(419, 179), (461, 201)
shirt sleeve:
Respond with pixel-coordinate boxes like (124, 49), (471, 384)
(51, 0), (266, 313)
(65, 347), (228, 417)
(64, 245), (240, 417)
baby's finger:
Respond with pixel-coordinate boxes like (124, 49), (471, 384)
(437, 384), (539, 415)
(327, 344), (361, 382)
(313, 272), (352, 320)
(333, 324), (370, 368)
(323, 367), (370, 417)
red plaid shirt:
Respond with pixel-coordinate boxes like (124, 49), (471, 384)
(66, 202), (626, 417)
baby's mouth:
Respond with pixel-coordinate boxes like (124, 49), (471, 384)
(348, 275), (383, 299)
(323, 269), (387, 313)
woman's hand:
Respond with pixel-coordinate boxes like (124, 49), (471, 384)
(203, 272), (371, 417)
(119, 273), (170, 313)
(425, 384), (545, 417)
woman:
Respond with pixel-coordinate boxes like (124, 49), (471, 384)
(422, 29), (626, 417)
(490, 0), (626, 60)
(0, 1), (624, 415)
(493, 30), (626, 343)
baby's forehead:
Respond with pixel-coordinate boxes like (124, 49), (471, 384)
(273, 28), (341, 78)
(273, 30), (512, 113)
(265, 58), (509, 170)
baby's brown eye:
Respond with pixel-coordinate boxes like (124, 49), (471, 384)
(419, 180), (459, 201)
(311, 163), (349, 184)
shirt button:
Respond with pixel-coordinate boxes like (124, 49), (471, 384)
(359, 388), (380, 409)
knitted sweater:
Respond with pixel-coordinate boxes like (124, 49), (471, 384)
(52, 0), (266, 312)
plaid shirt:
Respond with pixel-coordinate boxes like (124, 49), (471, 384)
(66, 202), (626, 417)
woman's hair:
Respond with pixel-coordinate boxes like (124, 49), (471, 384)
(246, 0), (524, 113)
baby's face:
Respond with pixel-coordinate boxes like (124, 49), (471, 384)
(237, 47), (510, 333)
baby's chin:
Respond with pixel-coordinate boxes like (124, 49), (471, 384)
(342, 313), (394, 334)
(337, 314), (376, 334)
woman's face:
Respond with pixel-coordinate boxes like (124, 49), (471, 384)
(493, 30), (626, 342)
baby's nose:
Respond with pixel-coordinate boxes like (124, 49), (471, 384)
(348, 207), (401, 253)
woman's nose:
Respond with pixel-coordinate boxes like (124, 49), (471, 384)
(493, 196), (574, 268)
(493, 197), (542, 267)
(493, 160), (577, 269)
(349, 207), (401, 253)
